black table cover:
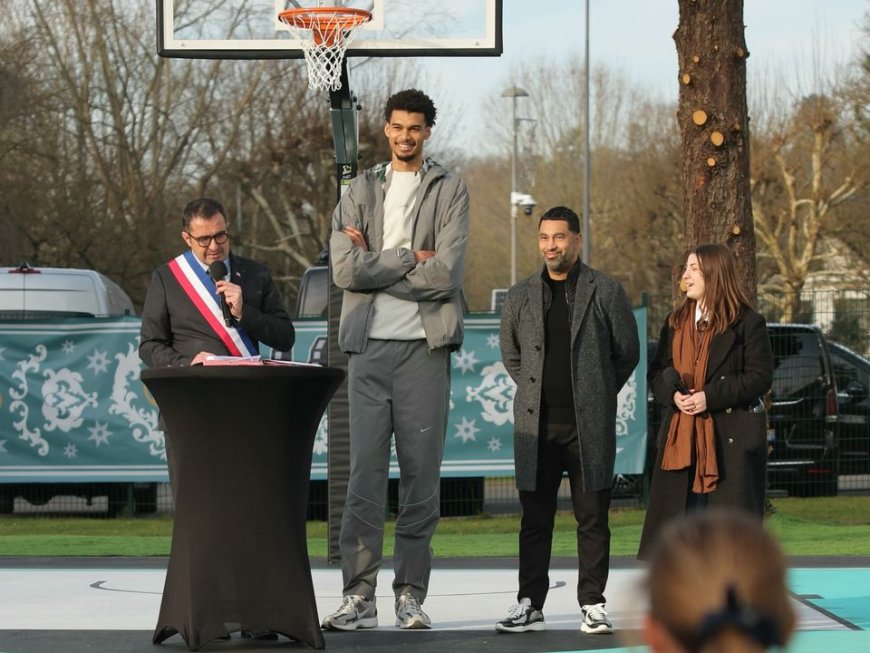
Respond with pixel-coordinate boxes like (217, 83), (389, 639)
(141, 364), (344, 650)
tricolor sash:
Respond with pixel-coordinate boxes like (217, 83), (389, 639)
(168, 251), (258, 357)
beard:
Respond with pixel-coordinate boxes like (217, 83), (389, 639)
(394, 150), (418, 162)
(545, 254), (575, 275)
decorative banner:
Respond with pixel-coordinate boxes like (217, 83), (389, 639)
(0, 309), (647, 484)
(293, 307), (648, 480)
(0, 318), (166, 483)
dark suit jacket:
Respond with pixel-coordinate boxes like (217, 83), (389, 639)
(139, 253), (294, 368)
(638, 308), (773, 559)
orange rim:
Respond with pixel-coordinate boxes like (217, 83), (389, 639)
(278, 7), (372, 46)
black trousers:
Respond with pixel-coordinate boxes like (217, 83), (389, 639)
(518, 422), (611, 610)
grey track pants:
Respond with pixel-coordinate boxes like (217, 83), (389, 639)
(339, 339), (450, 603)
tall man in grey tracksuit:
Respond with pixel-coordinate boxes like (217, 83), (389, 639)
(322, 89), (469, 632)
(496, 206), (639, 635)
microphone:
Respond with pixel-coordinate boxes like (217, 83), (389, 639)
(663, 367), (690, 395)
(208, 260), (233, 326)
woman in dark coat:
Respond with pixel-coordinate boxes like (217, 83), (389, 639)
(638, 244), (774, 560)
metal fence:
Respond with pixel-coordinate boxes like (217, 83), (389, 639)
(2, 289), (867, 518)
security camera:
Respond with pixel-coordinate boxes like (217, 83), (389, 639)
(520, 196), (537, 215)
(511, 192), (538, 216)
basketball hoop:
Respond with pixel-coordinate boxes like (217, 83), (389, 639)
(278, 7), (372, 92)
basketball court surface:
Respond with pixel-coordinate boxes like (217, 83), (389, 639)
(1, 556), (868, 652)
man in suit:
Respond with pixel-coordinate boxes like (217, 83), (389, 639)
(497, 206), (639, 636)
(140, 197), (293, 369)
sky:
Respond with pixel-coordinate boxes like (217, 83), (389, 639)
(413, 0), (868, 152)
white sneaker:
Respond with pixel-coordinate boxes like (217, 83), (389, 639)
(321, 595), (378, 631)
(581, 602), (613, 634)
(394, 593), (431, 629)
(495, 597), (546, 633)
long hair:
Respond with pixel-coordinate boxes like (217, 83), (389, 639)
(646, 510), (795, 653)
(669, 243), (754, 336)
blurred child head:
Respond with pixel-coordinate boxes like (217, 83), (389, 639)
(644, 510), (795, 653)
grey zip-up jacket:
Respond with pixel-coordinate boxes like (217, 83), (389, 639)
(330, 158), (469, 353)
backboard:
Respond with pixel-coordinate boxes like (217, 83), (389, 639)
(157, 0), (502, 59)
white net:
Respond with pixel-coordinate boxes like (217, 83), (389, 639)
(279, 9), (371, 92)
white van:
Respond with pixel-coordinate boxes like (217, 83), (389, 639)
(0, 263), (134, 318)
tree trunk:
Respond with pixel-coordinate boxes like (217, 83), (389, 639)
(675, 0), (757, 299)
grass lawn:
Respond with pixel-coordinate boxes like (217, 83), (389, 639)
(1, 497), (868, 558)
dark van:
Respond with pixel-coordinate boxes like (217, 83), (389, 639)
(828, 340), (870, 474)
(766, 324), (839, 496)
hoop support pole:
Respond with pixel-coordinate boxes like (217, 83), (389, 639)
(329, 62), (359, 171)
(326, 58), (358, 564)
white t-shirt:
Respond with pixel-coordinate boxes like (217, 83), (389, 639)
(368, 169), (426, 340)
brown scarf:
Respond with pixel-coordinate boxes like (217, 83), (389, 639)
(661, 314), (719, 493)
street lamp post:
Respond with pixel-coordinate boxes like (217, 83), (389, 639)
(582, 0), (591, 264)
(502, 86), (529, 287)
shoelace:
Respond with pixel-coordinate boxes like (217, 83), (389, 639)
(398, 595), (422, 614)
(342, 596), (366, 614)
(507, 602), (529, 619)
(585, 603), (607, 621)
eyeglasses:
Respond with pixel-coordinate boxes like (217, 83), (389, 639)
(186, 230), (229, 247)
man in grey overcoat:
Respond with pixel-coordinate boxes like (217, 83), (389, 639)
(496, 206), (639, 635)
